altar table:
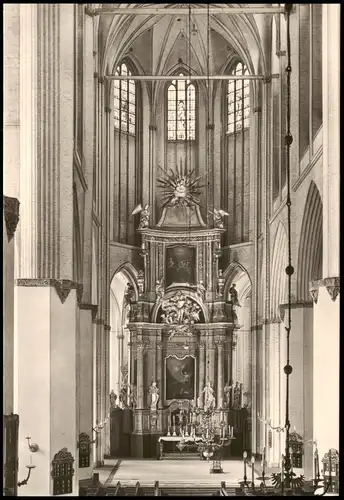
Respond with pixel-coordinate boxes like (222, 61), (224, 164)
(158, 436), (203, 460)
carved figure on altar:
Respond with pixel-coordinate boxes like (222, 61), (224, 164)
(109, 390), (118, 408)
(124, 282), (135, 305)
(210, 208), (229, 229)
(156, 278), (164, 303)
(137, 270), (144, 296)
(129, 384), (137, 408)
(217, 269), (225, 298)
(119, 383), (129, 408)
(243, 391), (252, 409)
(229, 283), (240, 307)
(232, 381), (242, 409)
(196, 280), (206, 301)
(224, 382), (232, 408)
(202, 379), (216, 411)
(160, 292), (201, 339)
(131, 203), (150, 229)
(149, 381), (160, 411)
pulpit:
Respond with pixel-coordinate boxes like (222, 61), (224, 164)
(127, 162), (242, 458)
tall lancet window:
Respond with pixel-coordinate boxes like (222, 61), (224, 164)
(167, 74), (196, 140)
(113, 62), (136, 134)
(227, 62), (250, 134)
(112, 60), (140, 247)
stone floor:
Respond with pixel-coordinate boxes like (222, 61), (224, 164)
(94, 459), (255, 487)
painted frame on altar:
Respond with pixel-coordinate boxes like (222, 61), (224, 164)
(165, 354), (196, 402)
(165, 245), (196, 286)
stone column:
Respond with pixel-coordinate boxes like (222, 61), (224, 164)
(78, 306), (94, 479)
(103, 325), (111, 457)
(3, 197), (20, 415)
(198, 342), (205, 408)
(156, 337), (163, 408)
(94, 321), (103, 466)
(117, 331), (124, 399)
(136, 342), (145, 409)
(216, 341), (224, 408)
(307, 3), (340, 467)
(148, 124), (157, 223)
(15, 5), (78, 496)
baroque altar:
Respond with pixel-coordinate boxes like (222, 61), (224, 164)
(127, 162), (243, 458)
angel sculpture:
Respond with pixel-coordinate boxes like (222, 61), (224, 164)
(209, 208), (229, 229)
(131, 203), (150, 229)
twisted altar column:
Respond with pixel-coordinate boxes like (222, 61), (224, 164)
(198, 342), (205, 408)
(136, 342), (145, 409)
(216, 341), (224, 408)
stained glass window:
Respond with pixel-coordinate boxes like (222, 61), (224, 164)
(167, 74), (196, 141)
(114, 62), (136, 135)
(227, 62), (250, 134)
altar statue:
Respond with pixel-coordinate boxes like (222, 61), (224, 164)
(131, 203), (150, 229)
(109, 390), (118, 409)
(124, 282), (135, 305)
(129, 384), (137, 409)
(196, 280), (206, 301)
(149, 381), (160, 411)
(210, 208), (229, 229)
(223, 381), (232, 408)
(202, 379), (216, 411)
(229, 283), (240, 307)
(232, 381), (242, 409)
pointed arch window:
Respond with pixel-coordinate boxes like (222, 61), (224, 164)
(227, 62), (250, 134)
(167, 74), (196, 140)
(113, 62), (136, 135)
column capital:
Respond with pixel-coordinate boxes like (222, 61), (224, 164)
(149, 124), (157, 131)
(16, 278), (83, 305)
(3, 196), (20, 242)
(104, 106), (112, 114)
(206, 123), (215, 130)
(198, 342), (206, 350)
(310, 277), (340, 303)
(79, 303), (98, 321)
(215, 340), (225, 348)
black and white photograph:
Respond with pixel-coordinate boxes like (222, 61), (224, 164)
(3, 3), (339, 497)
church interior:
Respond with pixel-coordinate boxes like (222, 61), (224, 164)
(3, 3), (339, 497)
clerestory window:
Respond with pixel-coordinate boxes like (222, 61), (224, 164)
(227, 62), (250, 134)
(113, 62), (136, 135)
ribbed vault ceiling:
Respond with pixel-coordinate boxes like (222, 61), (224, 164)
(94, 3), (273, 76)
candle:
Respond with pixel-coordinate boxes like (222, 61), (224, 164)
(221, 410), (224, 421)
(222, 426), (225, 438)
(315, 449), (319, 477)
(289, 447), (293, 475)
(251, 456), (255, 486)
(243, 451), (247, 482)
(30, 454), (32, 465)
(281, 455), (285, 483)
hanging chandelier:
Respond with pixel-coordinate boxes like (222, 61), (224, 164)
(238, 4), (339, 496)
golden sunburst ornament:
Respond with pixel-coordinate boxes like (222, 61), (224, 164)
(157, 159), (208, 208)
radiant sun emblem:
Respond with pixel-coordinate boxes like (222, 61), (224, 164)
(157, 159), (207, 208)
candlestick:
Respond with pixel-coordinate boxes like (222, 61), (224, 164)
(251, 456), (255, 487)
(243, 451), (247, 484)
(315, 448), (319, 478)
(281, 455), (285, 493)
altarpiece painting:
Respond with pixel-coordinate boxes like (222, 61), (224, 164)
(165, 354), (195, 401)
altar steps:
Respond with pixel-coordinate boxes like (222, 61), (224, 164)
(162, 452), (201, 460)
(159, 485), (237, 496)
